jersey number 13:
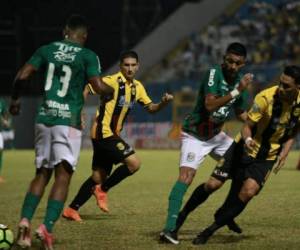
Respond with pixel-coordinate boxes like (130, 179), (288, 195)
(45, 62), (71, 97)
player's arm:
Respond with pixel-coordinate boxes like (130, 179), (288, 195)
(10, 64), (37, 115)
(205, 73), (253, 112)
(88, 77), (113, 97)
(146, 93), (173, 113)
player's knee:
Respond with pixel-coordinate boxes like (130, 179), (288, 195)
(127, 161), (141, 173)
(204, 178), (223, 193)
(239, 187), (257, 202)
(178, 168), (195, 185)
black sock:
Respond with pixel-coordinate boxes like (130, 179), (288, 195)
(181, 183), (210, 216)
(101, 165), (133, 192)
(69, 177), (97, 210)
(214, 177), (243, 221)
(215, 196), (247, 227)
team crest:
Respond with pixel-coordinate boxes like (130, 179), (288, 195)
(187, 152), (195, 162)
(251, 102), (260, 113)
(293, 108), (300, 117)
(116, 142), (125, 151)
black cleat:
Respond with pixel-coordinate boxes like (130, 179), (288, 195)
(159, 230), (179, 245)
(174, 211), (187, 233)
(227, 220), (242, 234)
(192, 228), (212, 245)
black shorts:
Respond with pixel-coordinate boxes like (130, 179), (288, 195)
(237, 155), (275, 188)
(211, 140), (244, 182)
(91, 136), (135, 173)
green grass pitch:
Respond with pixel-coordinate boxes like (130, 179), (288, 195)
(1, 149), (300, 249)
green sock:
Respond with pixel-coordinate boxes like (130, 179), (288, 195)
(0, 150), (3, 175)
(21, 192), (41, 221)
(164, 181), (188, 231)
(44, 199), (64, 232)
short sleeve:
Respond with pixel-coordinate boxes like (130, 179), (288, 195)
(27, 46), (45, 70)
(136, 84), (152, 106)
(85, 51), (102, 79)
(203, 68), (219, 96)
(247, 93), (268, 122)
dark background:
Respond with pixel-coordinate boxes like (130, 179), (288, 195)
(0, 0), (198, 95)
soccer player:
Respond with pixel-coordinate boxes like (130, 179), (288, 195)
(193, 65), (300, 245)
(10, 15), (113, 250)
(62, 50), (173, 221)
(0, 98), (9, 183)
(160, 42), (254, 244)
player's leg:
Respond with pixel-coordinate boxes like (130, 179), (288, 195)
(17, 124), (52, 248)
(100, 137), (138, 192)
(64, 139), (111, 218)
(175, 132), (234, 233)
(160, 132), (213, 244)
(36, 125), (81, 249)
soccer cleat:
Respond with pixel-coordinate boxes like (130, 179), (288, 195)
(35, 224), (54, 250)
(62, 207), (82, 222)
(227, 220), (242, 234)
(192, 228), (213, 245)
(159, 230), (179, 245)
(17, 218), (31, 248)
(93, 185), (109, 213)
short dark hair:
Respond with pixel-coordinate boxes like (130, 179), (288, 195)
(284, 65), (300, 85)
(226, 42), (247, 58)
(120, 50), (139, 63)
(66, 14), (88, 30)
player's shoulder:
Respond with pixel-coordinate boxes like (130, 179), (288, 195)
(257, 85), (278, 99)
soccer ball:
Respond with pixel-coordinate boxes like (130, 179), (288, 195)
(0, 224), (14, 250)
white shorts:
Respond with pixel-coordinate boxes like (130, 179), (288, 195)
(2, 130), (14, 141)
(35, 124), (82, 170)
(0, 133), (3, 150)
(180, 131), (233, 169)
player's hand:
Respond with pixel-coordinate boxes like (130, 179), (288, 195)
(237, 73), (254, 92)
(9, 99), (21, 115)
(161, 93), (173, 104)
(273, 153), (287, 174)
(245, 137), (255, 150)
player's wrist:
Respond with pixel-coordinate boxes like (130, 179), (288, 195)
(230, 89), (240, 98)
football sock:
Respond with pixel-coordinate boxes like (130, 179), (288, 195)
(101, 165), (132, 192)
(215, 196), (247, 227)
(69, 177), (97, 210)
(164, 181), (188, 231)
(44, 199), (64, 232)
(181, 183), (210, 216)
(20, 192), (41, 221)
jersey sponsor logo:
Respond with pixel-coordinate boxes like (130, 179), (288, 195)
(208, 69), (216, 86)
(53, 43), (82, 63)
(118, 96), (134, 108)
(46, 100), (70, 111)
(186, 152), (195, 162)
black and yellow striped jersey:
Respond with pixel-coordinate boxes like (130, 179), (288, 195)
(89, 72), (152, 139)
(246, 86), (300, 160)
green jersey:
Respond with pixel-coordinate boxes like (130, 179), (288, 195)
(27, 40), (101, 128)
(0, 99), (8, 131)
(182, 65), (248, 140)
